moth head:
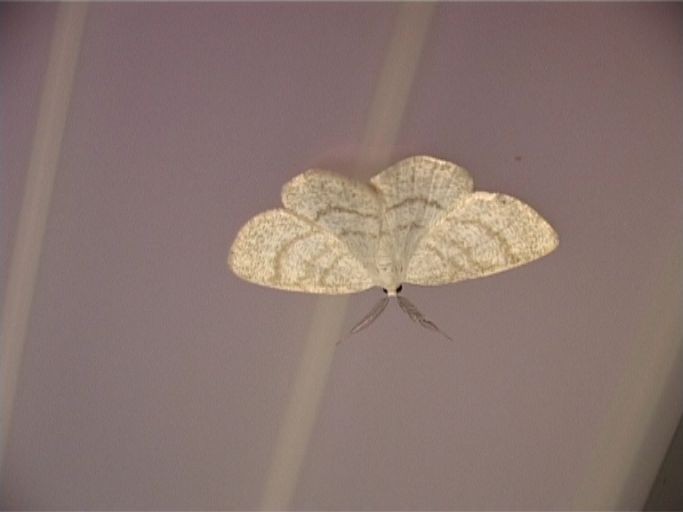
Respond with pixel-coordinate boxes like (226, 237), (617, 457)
(382, 284), (403, 297)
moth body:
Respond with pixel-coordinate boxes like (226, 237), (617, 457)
(374, 231), (402, 294)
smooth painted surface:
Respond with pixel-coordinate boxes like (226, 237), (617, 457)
(0, 1), (87, 470)
(1, 3), (682, 510)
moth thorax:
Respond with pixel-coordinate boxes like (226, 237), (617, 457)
(375, 255), (401, 293)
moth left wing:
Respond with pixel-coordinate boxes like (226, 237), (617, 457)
(228, 209), (374, 294)
(281, 170), (381, 273)
(405, 192), (558, 285)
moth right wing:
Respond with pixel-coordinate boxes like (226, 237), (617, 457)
(405, 192), (559, 285)
(228, 209), (374, 294)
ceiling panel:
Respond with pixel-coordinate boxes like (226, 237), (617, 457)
(1, 3), (681, 510)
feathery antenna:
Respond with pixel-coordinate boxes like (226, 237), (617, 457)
(338, 296), (390, 344)
(396, 295), (453, 341)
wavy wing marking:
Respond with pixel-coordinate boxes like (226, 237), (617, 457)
(228, 209), (374, 294)
(406, 192), (559, 285)
(370, 156), (474, 272)
(281, 170), (381, 271)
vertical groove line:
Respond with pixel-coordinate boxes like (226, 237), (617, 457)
(259, 4), (436, 510)
(0, 2), (88, 473)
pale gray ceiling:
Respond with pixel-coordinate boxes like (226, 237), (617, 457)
(1, 2), (682, 510)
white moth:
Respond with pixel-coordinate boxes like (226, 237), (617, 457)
(228, 155), (558, 340)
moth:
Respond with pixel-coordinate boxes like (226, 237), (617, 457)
(228, 155), (558, 341)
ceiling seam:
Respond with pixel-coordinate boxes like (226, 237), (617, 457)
(258, 4), (437, 510)
(0, 2), (88, 475)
